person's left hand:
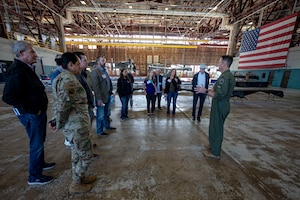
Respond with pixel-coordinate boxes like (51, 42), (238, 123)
(48, 122), (57, 132)
(194, 86), (206, 94)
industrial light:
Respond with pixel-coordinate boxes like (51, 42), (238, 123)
(80, 1), (86, 5)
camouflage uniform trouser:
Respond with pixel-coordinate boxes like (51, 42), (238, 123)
(63, 128), (92, 182)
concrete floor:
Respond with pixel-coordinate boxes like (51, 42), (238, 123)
(0, 83), (299, 200)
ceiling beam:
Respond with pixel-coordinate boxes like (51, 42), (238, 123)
(65, 7), (228, 18)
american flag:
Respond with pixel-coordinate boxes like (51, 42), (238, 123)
(238, 13), (298, 69)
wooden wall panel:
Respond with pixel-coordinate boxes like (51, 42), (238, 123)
(66, 45), (227, 76)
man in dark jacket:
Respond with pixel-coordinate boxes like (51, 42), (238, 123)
(191, 64), (210, 121)
(90, 56), (116, 136)
(2, 41), (55, 185)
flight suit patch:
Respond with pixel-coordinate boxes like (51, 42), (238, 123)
(219, 78), (225, 85)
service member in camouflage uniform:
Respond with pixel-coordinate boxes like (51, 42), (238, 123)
(49, 52), (96, 194)
(194, 55), (236, 159)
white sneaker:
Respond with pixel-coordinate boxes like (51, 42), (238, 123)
(64, 138), (71, 147)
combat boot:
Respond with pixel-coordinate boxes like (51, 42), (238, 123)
(69, 181), (92, 194)
(81, 175), (97, 184)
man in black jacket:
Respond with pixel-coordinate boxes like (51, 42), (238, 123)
(191, 64), (210, 121)
(2, 41), (55, 185)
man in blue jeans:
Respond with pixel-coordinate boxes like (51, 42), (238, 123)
(90, 56), (116, 136)
(2, 41), (55, 185)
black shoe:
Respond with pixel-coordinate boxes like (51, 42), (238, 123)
(109, 127), (116, 130)
(43, 162), (56, 171)
(101, 132), (108, 136)
(28, 175), (53, 185)
(192, 117), (195, 121)
(197, 117), (201, 122)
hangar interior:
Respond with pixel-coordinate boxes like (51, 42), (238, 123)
(0, 0), (300, 199)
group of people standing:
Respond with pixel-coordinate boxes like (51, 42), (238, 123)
(144, 68), (181, 115)
(2, 40), (235, 195)
(2, 41), (117, 194)
(116, 68), (182, 120)
(116, 57), (236, 161)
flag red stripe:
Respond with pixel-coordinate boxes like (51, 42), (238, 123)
(259, 22), (296, 37)
(238, 63), (285, 69)
(240, 48), (289, 59)
(258, 31), (294, 44)
(260, 13), (298, 29)
(256, 39), (291, 50)
(239, 56), (287, 64)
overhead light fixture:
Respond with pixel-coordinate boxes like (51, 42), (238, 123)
(80, 1), (86, 5)
(113, 9), (116, 12)
(209, 6), (217, 10)
(165, 8), (169, 11)
(94, 16), (98, 20)
(129, 6), (132, 9)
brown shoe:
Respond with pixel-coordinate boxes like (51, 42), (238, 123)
(203, 150), (220, 159)
(69, 181), (92, 194)
(92, 153), (99, 161)
(204, 144), (211, 150)
(81, 175), (97, 184)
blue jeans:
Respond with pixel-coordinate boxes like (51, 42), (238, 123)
(167, 91), (178, 114)
(17, 112), (47, 178)
(120, 95), (130, 119)
(192, 92), (207, 118)
(96, 100), (111, 135)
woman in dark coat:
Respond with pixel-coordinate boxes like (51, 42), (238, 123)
(117, 68), (133, 121)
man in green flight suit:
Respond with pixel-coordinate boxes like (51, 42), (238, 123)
(194, 55), (236, 159)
